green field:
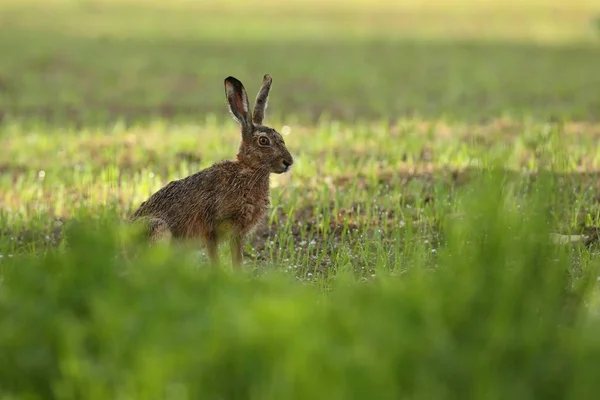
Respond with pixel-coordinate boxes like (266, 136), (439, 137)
(2, 0), (600, 398)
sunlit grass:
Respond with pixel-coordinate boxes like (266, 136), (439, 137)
(2, 118), (600, 275)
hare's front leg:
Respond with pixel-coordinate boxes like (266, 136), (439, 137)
(204, 232), (220, 266)
(229, 235), (244, 268)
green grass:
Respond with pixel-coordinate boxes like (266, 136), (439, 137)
(2, 0), (600, 398)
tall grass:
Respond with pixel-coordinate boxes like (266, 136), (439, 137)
(1, 173), (599, 399)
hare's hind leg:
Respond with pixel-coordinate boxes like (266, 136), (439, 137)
(147, 217), (172, 243)
(229, 235), (244, 268)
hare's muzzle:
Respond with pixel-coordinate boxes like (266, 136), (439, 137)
(279, 158), (293, 173)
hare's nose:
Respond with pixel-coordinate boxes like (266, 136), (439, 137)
(281, 159), (293, 173)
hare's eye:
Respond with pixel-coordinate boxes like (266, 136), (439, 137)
(258, 136), (271, 146)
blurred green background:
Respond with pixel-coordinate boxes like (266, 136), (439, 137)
(1, 0), (599, 124)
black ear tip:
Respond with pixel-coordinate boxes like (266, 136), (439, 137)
(225, 76), (243, 86)
(224, 77), (248, 96)
(263, 74), (272, 82)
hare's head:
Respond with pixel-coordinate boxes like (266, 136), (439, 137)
(224, 75), (293, 174)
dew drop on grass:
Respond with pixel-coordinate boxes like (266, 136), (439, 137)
(38, 170), (46, 179)
(281, 125), (291, 136)
(149, 172), (155, 179)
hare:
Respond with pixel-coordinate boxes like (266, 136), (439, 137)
(129, 74), (293, 267)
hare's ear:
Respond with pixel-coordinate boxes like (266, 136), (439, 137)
(252, 74), (272, 125)
(224, 76), (252, 130)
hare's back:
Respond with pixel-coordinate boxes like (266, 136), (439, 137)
(134, 171), (211, 215)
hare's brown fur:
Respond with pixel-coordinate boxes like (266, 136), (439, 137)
(129, 75), (293, 267)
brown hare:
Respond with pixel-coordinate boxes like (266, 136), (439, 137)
(129, 74), (293, 267)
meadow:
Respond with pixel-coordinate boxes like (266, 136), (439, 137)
(1, 0), (600, 398)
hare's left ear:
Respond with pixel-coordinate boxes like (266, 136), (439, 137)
(224, 76), (252, 130)
(252, 74), (272, 125)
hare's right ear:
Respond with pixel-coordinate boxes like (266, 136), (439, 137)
(252, 74), (272, 125)
(224, 76), (252, 131)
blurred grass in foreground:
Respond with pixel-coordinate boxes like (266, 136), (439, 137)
(1, 173), (600, 399)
